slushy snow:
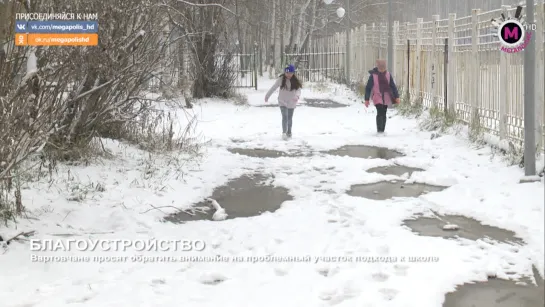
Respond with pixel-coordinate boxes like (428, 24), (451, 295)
(0, 77), (543, 307)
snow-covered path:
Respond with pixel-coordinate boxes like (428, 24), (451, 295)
(0, 78), (543, 307)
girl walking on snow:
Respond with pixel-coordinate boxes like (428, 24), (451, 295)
(265, 64), (302, 140)
(364, 59), (400, 134)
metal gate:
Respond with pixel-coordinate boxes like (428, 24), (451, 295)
(231, 53), (258, 89)
(283, 49), (346, 83)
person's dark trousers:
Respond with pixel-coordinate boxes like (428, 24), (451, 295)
(280, 106), (295, 135)
(375, 104), (388, 132)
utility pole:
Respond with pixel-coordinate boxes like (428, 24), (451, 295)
(387, 0), (393, 73)
(345, 0), (350, 84)
(523, 0), (536, 177)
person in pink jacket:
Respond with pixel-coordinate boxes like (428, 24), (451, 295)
(265, 64), (302, 139)
(364, 59), (400, 134)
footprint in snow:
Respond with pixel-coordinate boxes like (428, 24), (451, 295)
(318, 283), (360, 304)
(379, 288), (399, 300)
(199, 273), (227, 285)
(209, 241), (222, 249)
(177, 262), (191, 272)
(316, 266), (340, 277)
(372, 272), (390, 282)
(65, 295), (95, 304)
(317, 269), (329, 277)
(274, 265), (290, 276)
(151, 278), (166, 285)
(376, 245), (390, 255)
(393, 264), (409, 276)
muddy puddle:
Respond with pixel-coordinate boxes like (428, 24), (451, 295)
(301, 98), (348, 108)
(403, 213), (524, 245)
(227, 148), (307, 158)
(164, 174), (293, 223)
(324, 145), (404, 160)
(347, 181), (446, 200)
(443, 267), (544, 307)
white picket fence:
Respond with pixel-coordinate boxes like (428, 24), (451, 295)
(315, 4), (545, 149)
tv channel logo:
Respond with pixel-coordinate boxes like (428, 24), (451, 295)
(492, 6), (535, 53)
(497, 19), (534, 53)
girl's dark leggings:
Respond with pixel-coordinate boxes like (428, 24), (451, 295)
(375, 104), (388, 132)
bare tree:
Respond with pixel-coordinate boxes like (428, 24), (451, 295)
(0, 0), (192, 220)
(164, 0), (237, 98)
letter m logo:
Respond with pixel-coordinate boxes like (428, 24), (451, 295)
(503, 26), (519, 40)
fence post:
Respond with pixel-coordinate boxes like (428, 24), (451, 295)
(535, 1), (544, 150)
(325, 35), (329, 80)
(444, 38), (448, 113)
(470, 9), (480, 124)
(361, 26), (365, 81)
(407, 39), (410, 98)
(350, 28), (355, 83)
(352, 27), (357, 82)
(371, 23), (376, 60)
(447, 13), (456, 114)
(376, 23), (380, 60)
(415, 18), (423, 99)
(393, 20), (399, 78)
(405, 22), (410, 96)
(362, 24), (367, 72)
(337, 32), (342, 75)
(431, 15), (439, 108)
(254, 44), (258, 90)
(499, 5), (510, 140)
(360, 25), (364, 73)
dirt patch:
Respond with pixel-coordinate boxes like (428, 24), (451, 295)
(227, 148), (306, 158)
(443, 268), (544, 307)
(347, 181), (446, 200)
(367, 165), (424, 176)
(301, 98), (348, 108)
(164, 174), (293, 223)
(324, 145), (404, 160)
(402, 213), (524, 245)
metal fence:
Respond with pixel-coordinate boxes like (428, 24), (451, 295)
(284, 36), (346, 83)
(311, 3), (545, 149)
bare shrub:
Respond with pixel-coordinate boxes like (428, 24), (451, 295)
(419, 103), (457, 132)
(0, 0), (199, 222)
(229, 91), (249, 105)
(45, 2), (169, 152)
(200, 51), (238, 99)
(108, 108), (200, 153)
(395, 93), (423, 117)
(0, 2), (64, 218)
